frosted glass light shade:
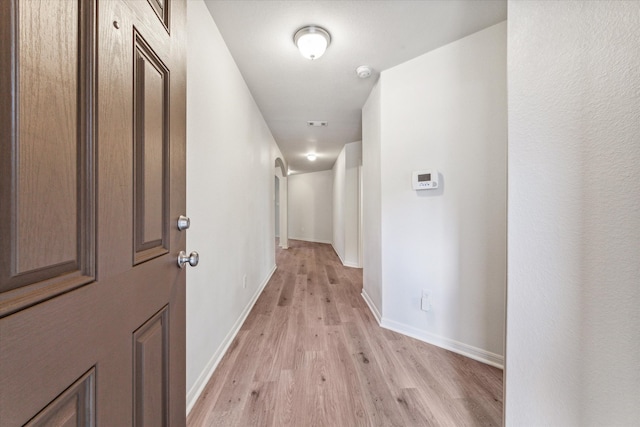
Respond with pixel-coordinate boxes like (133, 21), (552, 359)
(294, 26), (331, 60)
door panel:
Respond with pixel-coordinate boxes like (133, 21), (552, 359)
(133, 307), (169, 426)
(25, 368), (96, 427)
(147, 0), (170, 31)
(0, 0), (95, 317)
(0, 0), (187, 425)
(17, 0), (79, 274)
(133, 30), (170, 263)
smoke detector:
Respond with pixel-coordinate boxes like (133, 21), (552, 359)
(356, 65), (373, 79)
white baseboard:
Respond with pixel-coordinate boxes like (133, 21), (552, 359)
(186, 264), (277, 415)
(360, 289), (382, 324)
(288, 236), (332, 245)
(331, 244), (362, 269)
(278, 237), (288, 249)
(332, 244), (344, 263)
(380, 318), (504, 369)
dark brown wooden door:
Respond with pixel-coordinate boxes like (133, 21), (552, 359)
(0, 0), (187, 425)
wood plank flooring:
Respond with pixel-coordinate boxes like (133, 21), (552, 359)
(187, 240), (503, 426)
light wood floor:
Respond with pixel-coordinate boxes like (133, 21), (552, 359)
(187, 240), (503, 426)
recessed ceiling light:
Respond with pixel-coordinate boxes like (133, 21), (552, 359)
(356, 65), (373, 79)
(294, 26), (331, 60)
(307, 153), (317, 161)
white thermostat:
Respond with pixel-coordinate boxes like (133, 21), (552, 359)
(412, 170), (439, 190)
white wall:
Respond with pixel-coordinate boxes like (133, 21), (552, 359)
(344, 142), (362, 267)
(332, 149), (345, 258)
(506, 2), (640, 425)
(332, 141), (362, 267)
(363, 22), (507, 366)
(274, 176), (280, 237)
(362, 83), (383, 320)
(186, 0), (284, 412)
(288, 170), (333, 244)
(274, 161), (288, 249)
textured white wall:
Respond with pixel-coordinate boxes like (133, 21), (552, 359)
(186, 0), (282, 411)
(375, 22), (507, 365)
(506, 2), (640, 425)
(362, 83), (383, 319)
(288, 170), (333, 244)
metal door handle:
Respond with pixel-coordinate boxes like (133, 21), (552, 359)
(177, 215), (190, 231)
(178, 250), (199, 268)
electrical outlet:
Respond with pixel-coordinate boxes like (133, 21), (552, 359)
(242, 274), (247, 289)
(421, 291), (431, 312)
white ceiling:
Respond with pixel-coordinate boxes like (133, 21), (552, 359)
(203, 0), (507, 174)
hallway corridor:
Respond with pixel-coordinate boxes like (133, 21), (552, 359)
(188, 240), (503, 426)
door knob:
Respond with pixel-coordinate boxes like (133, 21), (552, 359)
(177, 215), (190, 231)
(177, 250), (199, 268)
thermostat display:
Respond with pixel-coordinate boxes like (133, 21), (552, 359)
(412, 170), (439, 190)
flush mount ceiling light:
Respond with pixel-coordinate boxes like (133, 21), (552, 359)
(294, 26), (331, 60)
(307, 153), (317, 161)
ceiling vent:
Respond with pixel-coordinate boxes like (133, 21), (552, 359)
(307, 121), (328, 127)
